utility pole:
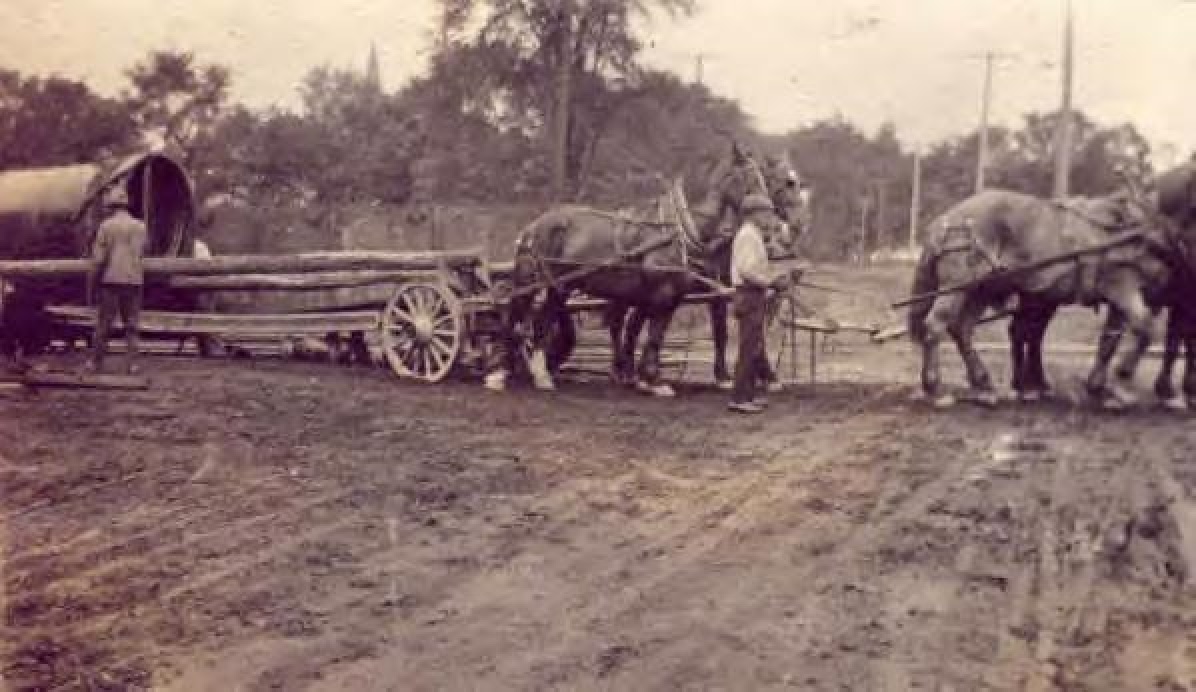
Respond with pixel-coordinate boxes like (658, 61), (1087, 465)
(909, 149), (922, 253)
(857, 190), (871, 264)
(550, 0), (574, 203)
(975, 51), (994, 192)
(1053, 0), (1075, 199)
(875, 179), (887, 251)
(695, 53), (706, 85)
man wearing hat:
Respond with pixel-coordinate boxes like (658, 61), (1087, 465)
(87, 184), (148, 374)
(728, 193), (792, 414)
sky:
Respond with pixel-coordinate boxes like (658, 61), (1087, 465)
(2, 0), (1195, 166)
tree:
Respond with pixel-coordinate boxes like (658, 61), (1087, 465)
(124, 50), (231, 165)
(436, 0), (698, 201)
(0, 68), (136, 169)
(296, 66), (424, 205)
(772, 118), (913, 260)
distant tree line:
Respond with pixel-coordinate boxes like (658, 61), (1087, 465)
(0, 0), (1164, 260)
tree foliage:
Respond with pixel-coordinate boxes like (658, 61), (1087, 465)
(0, 36), (1165, 265)
(0, 69), (136, 169)
(435, 0), (698, 200)
(124, 50), (231, 167)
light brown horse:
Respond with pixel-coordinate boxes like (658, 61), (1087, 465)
(907, 188), (1170, 408)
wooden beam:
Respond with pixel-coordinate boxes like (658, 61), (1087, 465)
(165, 270), (442, 291)
(0, 249), (483, 279)
(46, 306), (379, 336)
(890, 231), (1145, 309)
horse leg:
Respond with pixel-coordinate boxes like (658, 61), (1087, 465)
(918, 295), (966, 408)
(546, 304), (576, 374)
(1155, 306), (1182, 409)
(636, 306), (679, 398)
(1086, 307), (1125, 402)
(528, 290), (567, 391)
(1008, 308), (1029, 399)
(1102, 277), (1155, 408)
(622, 308), (648, 387)
(948, 296), (998, 406)
(605, 303), (627, 383)
(485, 291), (531, 392)
(1023, 301), (1058, 401)
(606, 304), (637, 386)
(1182, 318), (1196, 410)
(709, 299), (732, 389)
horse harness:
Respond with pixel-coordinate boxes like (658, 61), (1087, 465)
(526, 206), (693, 296)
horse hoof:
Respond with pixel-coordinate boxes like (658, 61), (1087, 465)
(1161, 396), (1188, 413)
(609, 371), (634, 387)
(961, 390), (999, 408)
(932, 393), (956, 409)
(483, 372), (508, 392)
(636, 381), (675, 398)
(1108, 384), (1139, 409)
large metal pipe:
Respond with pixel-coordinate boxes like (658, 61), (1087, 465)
(0, 152), (197, 352)
(0, 152), (196, 262)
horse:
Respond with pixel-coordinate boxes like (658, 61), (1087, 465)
(999, 190), (1152, 403)
(605, 148), (808, 388)
(485, 177), (761, 396)
(1080, 163), (1196, 410)
(907, 188), (1170, 408)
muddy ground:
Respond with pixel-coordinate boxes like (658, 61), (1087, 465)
(2, 265), (1195, 690)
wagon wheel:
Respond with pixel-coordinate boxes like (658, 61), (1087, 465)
(380, 281), (462, 382)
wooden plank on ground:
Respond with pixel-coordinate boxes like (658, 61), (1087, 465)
(4, 371), (149, 390)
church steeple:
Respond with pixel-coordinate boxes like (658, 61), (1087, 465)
(366, 42), (381, 91)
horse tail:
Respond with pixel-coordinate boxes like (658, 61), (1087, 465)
(906, 249), (938, 345)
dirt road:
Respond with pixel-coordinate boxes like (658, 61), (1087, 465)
(2, 347), (1194, 690)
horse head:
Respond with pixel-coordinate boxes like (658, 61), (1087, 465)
(691, 143), (809, 260)
(1148, 162), (1196, 274)
(1109, 166), (1196, 274)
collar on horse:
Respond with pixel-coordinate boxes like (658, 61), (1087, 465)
(1051, 198), (1137, 233)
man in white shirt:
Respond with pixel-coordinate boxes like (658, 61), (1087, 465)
(729, 194), (792, 413)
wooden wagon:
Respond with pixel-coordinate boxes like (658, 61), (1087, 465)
(1, 154), (874, 385)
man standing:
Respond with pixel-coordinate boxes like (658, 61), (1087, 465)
(728, 194), (791, 414)
(88, 185), (147, 375)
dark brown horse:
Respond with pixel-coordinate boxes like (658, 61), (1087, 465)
(486, 176), (776, 396)
(907, 188), (1170, 408)
(1146, 162), (1196, 409)
(1084, 163), (1196, 409)
(605, 148), (808, 388)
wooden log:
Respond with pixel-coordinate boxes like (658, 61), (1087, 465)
(871, 307), (1013, 343)
(46, 306), (379, 336)
(777, 317), (879, 334)
(0, 249), (483, 279)
(165, 269), (441, 291)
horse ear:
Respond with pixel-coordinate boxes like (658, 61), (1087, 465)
(731, 140), (750, 165)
